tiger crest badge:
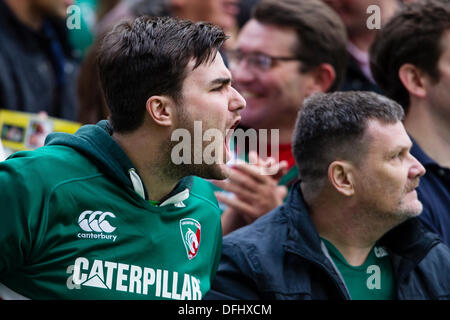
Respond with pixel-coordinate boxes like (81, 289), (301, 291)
(179, 218), (201, 260)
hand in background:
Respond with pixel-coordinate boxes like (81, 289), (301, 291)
(214, 151), (289, 235)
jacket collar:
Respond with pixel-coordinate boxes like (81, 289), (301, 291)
(282, 182), (330, 264)
(379, 218), (440, 258)
(281, 182), (351, 299)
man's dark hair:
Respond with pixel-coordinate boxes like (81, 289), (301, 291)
(370, 0), (450, 113)
(293, 91), (404, 191)
(253, 0), (348, 92)
(97, 16), (227, 132)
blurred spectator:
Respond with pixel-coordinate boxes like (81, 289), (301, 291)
(67, 0), (98, 59)
(323, 0), (402, 92)
(370, 0), (450, 245)
(96, 0), (121, 21)
(0, 0), (79, 120)
(237, 0), (260, 29)
(76, 36), (108, 124)
(96, 0), (239, 39)
(207, 91), (450, 300)
(77, 0), (240, 124)
(214, 0), (348, 234)
(95, 0), (133, 36)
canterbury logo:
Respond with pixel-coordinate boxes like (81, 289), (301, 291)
(78, 210), (116, 233)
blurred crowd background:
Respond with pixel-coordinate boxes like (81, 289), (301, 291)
(0, 0), (418, 127)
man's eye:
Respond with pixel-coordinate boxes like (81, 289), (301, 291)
(212, 84), (227, 91)
(392, 151), (405, 160)
(255, 55), (271, 69)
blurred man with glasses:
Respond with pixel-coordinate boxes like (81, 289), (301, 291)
(215, 0), (348, 234)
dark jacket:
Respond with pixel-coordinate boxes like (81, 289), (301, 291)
(206, 182), (450, 300)
(0, 1), (79, 120)
(411, 138), (450, 247)
(340, 55), (382, 94)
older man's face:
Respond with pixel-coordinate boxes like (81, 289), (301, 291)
(353, 119), (426, 222)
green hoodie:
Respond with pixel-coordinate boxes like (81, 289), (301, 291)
(0, 121), (222, 299)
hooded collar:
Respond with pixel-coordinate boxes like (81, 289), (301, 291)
(45, 120), (193, 205)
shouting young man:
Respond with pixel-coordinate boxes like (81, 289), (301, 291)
(0, 16), (245, 299)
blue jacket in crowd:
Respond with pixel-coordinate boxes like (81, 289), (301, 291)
(0, 0), (79, 121)
(412, 138), (450, 247)
(206, 182), (450, 300)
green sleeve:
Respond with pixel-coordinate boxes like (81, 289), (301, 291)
(0, 159), (42, 275)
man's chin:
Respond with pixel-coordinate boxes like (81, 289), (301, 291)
(189, 163), (229, 181)
(398, 199), (423, 219)
(410, 200), (424, 216)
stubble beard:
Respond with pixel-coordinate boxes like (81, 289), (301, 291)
(395, 177), (423, 219)
(162, 107), (228, 181)
(359, 190), (423, 239)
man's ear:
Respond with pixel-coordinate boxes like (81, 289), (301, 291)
(306, 63), (336, 96)
(146, 95), (175, 127)
(328, 161), (355, 197)
(398, 64), (427, 99)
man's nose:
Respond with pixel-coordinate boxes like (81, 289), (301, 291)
(229, 86), (246, 112)
(409, 154), (426, 179)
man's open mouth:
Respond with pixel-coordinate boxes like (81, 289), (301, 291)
(224, 118), (241, 162)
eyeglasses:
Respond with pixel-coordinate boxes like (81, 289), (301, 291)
(227, 49), (302, 72)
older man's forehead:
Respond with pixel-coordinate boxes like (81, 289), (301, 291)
(365, 119), (411, 151)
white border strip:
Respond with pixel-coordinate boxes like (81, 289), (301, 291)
(0, 282), (29, 300)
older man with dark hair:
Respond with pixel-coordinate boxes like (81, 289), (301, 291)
(207, 91), (450, 300)
(370, 0), (450, 246)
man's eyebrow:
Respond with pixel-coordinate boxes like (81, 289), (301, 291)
(210, 77), (232, 86)
(389, 141), (413, 154)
